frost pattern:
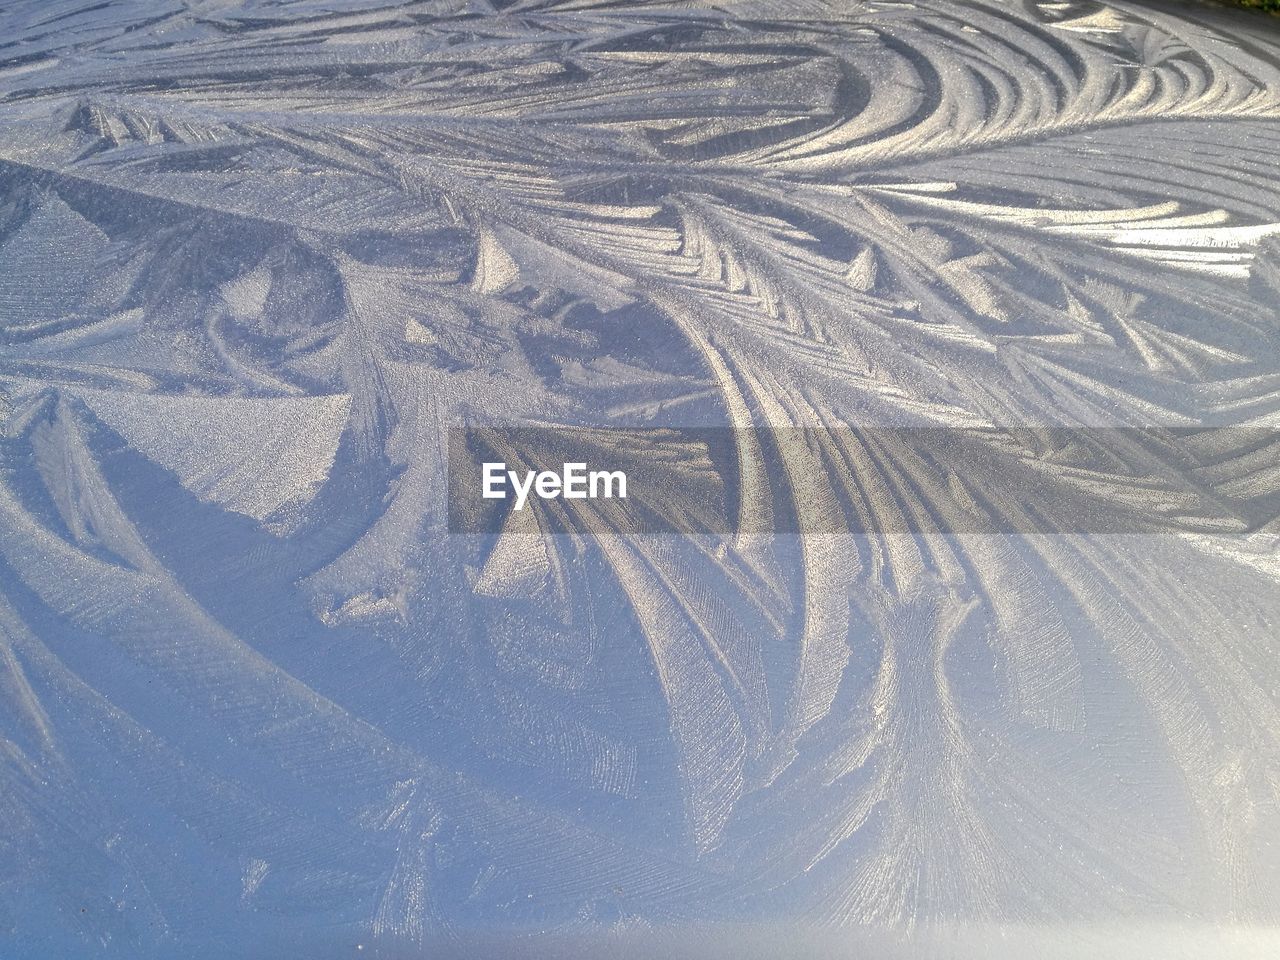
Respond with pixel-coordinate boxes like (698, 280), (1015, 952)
(3, 0), (1280, 956)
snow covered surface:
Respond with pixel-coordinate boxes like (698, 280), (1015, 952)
(4, 0), (1280, 956)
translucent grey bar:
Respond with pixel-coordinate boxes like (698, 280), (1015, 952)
(447, 425), (1280, 535)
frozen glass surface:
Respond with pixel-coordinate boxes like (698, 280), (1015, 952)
(3, 1), (1280, 957)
